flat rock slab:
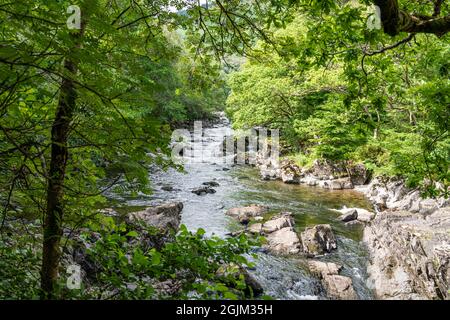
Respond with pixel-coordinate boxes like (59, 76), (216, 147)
(226, 205), (268, 223)
(265, 227), (302, 255)
(308, 260), (342, 277)
(322, 274), (357, 300)
(128, 202), (183, 231)
(261, 213), (294, 233)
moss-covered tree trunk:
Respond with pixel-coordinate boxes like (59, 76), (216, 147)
(40, 27), (84, 299)
(374, 0), (450, 36)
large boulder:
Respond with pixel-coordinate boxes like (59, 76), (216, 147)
(226, 205), (268, 224)
(280, 161), (302, 184)
(308, 260), (342, 277)
(322, 275), (357, 300)
(307, 261), (357, 300)
(300, 224), (337, 256)
(308, 159), (348, 180)
(265, 227), (302, 255)
(261, 213), (294, 233)
(347, 163), (370, 185)
(364, 208), (450, 300)
(128, 202), (183, 231)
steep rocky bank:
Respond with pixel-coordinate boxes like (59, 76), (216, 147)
(364, 208), (450, 299)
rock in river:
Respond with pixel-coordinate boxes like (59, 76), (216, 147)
(261, 213), (294, 233)
(265, 227), (302, 255)
(334, 207), (374, 223)
(339, 209), (358, 222)
(248, 223), (263, 234)
(226, 205), (268, 223)
(191, 186), (216, 196)
(128, 202), (183, 231)
(280, 161), (302, 184)
(307, 260), (357, 300)
(300, 224), (337, 256)
(308, 260), (342, 277)
(322, 275), (357, 300)
(202, 181), (220, 187)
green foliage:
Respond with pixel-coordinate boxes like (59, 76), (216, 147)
(60, 217), (262, 300)
(0, 223), (42, 299)
(227, 5), (449, 196)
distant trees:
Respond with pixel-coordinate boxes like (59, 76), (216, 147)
(227, 3), (449, 197)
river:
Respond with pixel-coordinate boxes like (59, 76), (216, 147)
(108, 115), (374, 299)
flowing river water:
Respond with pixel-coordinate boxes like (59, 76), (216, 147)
(108, 115), (375, 299)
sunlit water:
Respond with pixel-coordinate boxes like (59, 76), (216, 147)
(107, 116), (374, 299)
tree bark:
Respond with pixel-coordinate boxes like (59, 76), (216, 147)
(40, 28), (84, 299)
(374, 0), (450, 37)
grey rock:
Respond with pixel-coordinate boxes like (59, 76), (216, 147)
(128, 202), (183, 231)
(307, 261), (356, 300)
(347, 163), (370, 185)
(322, 275), (357, 300)
(300, 224), (337, 256)
(334, 207), (374, 223)
(261, 213), (294, 233)
(280, 161), (302, 184)
(308, 260), (342, 277)
(248, 223), (263, 234)
(363, 207), (450, 300)
(265, 227), (302, 255)
(340, 209), (358, 222)
(203, 181), (220, 187)
(191, 186), (216, 195)
(226, 205), (268, 223)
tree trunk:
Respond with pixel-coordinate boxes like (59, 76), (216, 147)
(374, 0), (450, 37)
(40, 28), (84, 299)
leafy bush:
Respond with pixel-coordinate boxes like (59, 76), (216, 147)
(56, 216), (262, 300)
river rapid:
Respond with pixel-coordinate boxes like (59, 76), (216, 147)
(108, 115), (375, 299)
